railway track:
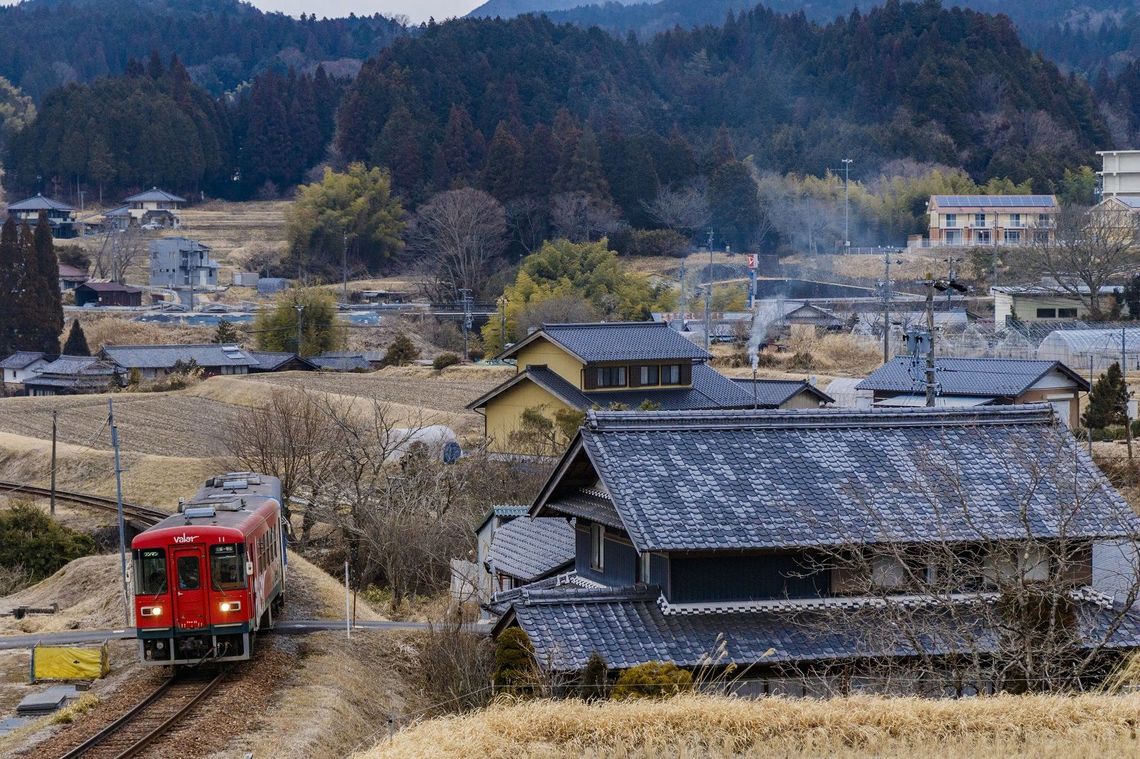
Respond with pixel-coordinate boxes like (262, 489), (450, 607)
(56, 672), (224, 759)
(0, 481), (166, 526)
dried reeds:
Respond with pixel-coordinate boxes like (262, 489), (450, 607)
(363, 692), (1140, 759)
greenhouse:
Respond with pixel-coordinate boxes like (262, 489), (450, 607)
(1037, 328), (1140, 373)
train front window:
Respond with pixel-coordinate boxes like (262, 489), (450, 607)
(177, 555), (201, 590)
(210, 544), (245, 591)
(134, 549), (166, 595)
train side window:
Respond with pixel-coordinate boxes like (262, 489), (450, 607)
(177, 555), (200, 590)
(210, 544), (245, 590)
(134, 549), (166, 595)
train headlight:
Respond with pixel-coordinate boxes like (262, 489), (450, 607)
(219, 601), (241, 613)
(140, 606), (162, 617)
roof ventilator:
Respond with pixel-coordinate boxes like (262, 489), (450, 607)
(183, 506), (216, 521)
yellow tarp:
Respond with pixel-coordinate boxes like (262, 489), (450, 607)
(31, 644), (109, 681)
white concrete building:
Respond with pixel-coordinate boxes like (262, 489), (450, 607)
(1098, 150), (1140, 198)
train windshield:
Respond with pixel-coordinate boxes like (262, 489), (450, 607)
(210, 544), (245, 591)
(134, 549), (167, 595)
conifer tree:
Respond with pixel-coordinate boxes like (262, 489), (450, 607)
(482, 121), (524, 202)
(62, 319), (90, 356)
(556, 125), (610, 199)
(213, 320), (241, 344)
(33, 213), (64, 355)
(1083, 362), (1129, 430)
(0, 217), (18, 357)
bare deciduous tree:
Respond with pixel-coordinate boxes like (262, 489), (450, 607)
(506, 196), (550, 255)
(410, 188), (508, 300)
(93, 225), (145, 283)
(222, 389), (341, 545)
(643, 181), (710, 237)
(1027, 204), (1140, 318)
(550, 191), (624, 243)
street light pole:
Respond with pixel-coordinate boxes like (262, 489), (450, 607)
(294, 303), (305, 356)
(841, 158), (853, 251)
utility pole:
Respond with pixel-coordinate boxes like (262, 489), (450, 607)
(678, 260), (686, 330)
(459, 289), (473, 361)
(704, 229), (714, 351)
(294, 303), (305, 356)
(109, 398), (130, 625)
(881, 251), (896, 364)
(925, 282), (936, 407)
(842, 158), (853, 251)
(497, 295), (508, 349)
(50, 410), (57, 517)
(1124, 328), (1133, 460)
(342, 229), (349, 303)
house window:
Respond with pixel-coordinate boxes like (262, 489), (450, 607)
(1036, 308), (1056, 318)
(973, 213), (985, 227)
(944, 229), (960, 244)
(590, 523), (605, 571)
(661, 365), (682, 385)
(1037, 213), (1051, 227)
(975, 229), (991, 243)
(595, 366), (627, 388)
(638, 552), (651, 583)
(945, 213), (957, 228)
(639, 365), (659, 386)
(1004, 230), (1021, 243)
(1058, 308), (1078, 318)
(1010, 213), (1022, 228)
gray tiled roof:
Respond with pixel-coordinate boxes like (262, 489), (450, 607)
(309, 354), (372, 371)
(7, 194), (74, 212)
(123, 188), (186, 203)
(0, 351), (47, 370)
(545, 490), (624, 529)
(506, 322), (711, 363)
(855, 357), (1088, 397)
(730, 379), (834, 408)
(506, 584), (1140, 672)
(80, 282), (142, 293)
(38, 355), (104, 375)
(489, 517), (575, 583)
(102, 344), (257, 369)
(539, 406), (1140, 552)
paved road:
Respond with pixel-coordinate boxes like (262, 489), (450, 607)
(0, 619), (491, 650)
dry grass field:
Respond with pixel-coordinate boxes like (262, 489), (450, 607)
(365, 692), (1140, 759)
(175, 199), (290, 269)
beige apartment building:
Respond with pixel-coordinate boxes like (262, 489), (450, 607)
(927, 195), (1056, 247)
(1097, 150), (1140, 198)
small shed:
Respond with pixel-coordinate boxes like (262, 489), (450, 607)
(75, 282), (143, 307)
(257, 278), (291, 295)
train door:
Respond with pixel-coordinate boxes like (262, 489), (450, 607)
(172, 547), (208, 629)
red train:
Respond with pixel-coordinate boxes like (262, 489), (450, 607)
(131, 472), (286, 665)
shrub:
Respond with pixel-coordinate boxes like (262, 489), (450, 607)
(789, 351), (815, 370)
(493, 627), (537, 693)
(433, 352), (461, 371)
(0, 504), (95, 580)
(418, 620), (495, 715)
(468, 346), (486, 362)
(611, 661), (693, 701)
(578, 652), (609, 701)
(382, 334), (420, 367)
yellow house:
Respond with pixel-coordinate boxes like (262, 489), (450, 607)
(468, 322), (832, 454)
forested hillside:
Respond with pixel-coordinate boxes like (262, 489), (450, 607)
(0, 0), (403, 100)
(4, 55), (345, 201)
(499, 1), (1140, 76)
(341, 3), (1109, 201)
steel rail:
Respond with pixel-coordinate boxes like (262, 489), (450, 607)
(55, 672), (224, 759)
(0, 480), (167, 525)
